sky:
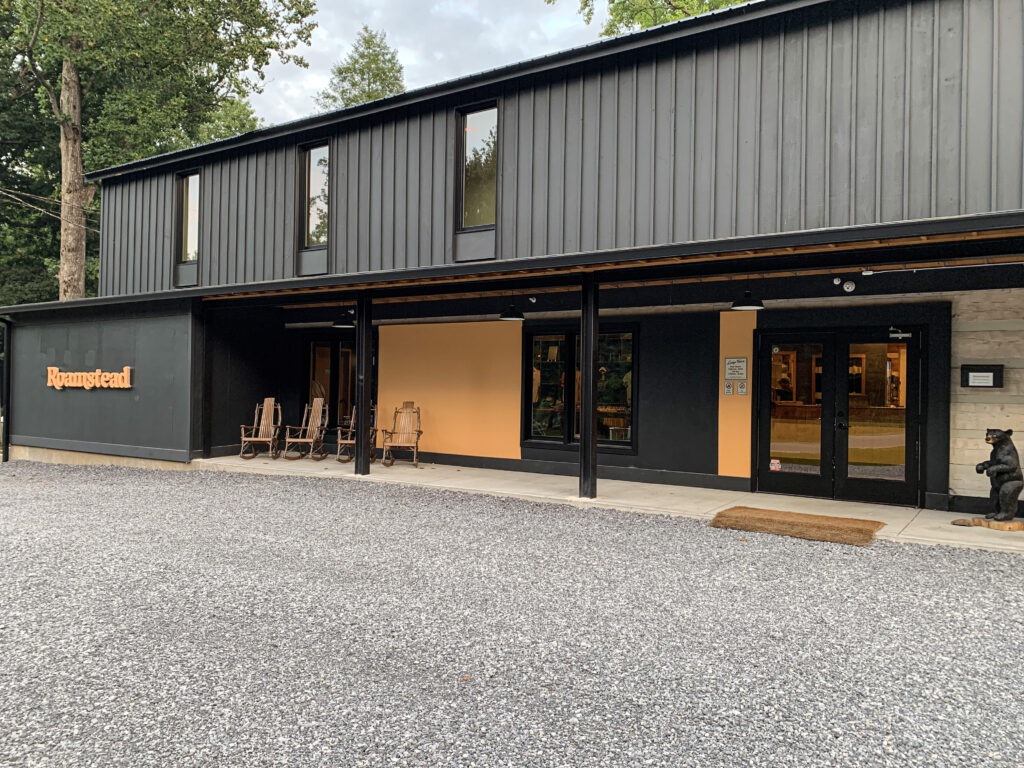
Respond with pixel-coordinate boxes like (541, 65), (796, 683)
(247, 0), (608, 126)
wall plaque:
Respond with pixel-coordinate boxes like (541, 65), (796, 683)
(960, 364), (1003, 389)
(46, 366), (133, 391)
(724, 357), (748, 380)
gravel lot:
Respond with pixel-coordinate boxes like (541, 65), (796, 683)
(1, 461), (1022, 768)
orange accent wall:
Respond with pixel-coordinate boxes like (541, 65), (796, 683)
(718, 311), (757, 477)
(376, 322), (522, 460)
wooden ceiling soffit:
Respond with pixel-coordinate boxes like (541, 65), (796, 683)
(202, 226), (1024, 303)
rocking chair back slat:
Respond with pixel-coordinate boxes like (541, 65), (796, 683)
(305, 397), (326, 438)
(390, 401), (420, 445)
(257, 397), (277, 439)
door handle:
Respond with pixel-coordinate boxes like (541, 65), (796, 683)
(835, 422), (848, 430)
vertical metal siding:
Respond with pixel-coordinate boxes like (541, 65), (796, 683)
(97, 0), (1024, 296)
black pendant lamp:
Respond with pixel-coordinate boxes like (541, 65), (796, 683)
(499, 304), (525, 321)
(332, 309), (356, 328)
(731, 289), (765, 311)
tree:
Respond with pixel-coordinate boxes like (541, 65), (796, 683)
(4, 0), (315, 301)
(546, 0), (744, 37)
(315, 26), (405, 112)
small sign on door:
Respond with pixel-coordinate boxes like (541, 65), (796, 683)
(769, 458), (782, 471)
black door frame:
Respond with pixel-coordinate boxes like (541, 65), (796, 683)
(752, 326), (924, 507)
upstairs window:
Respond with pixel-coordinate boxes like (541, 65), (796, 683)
(304, 144), (330, 247)
(178, 172), (199, 263)
(459, 106), (497, 229)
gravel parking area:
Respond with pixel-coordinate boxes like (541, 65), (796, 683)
(1, 461), (1022, 768)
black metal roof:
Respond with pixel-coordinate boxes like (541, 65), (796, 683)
(83, 0), (829, 183)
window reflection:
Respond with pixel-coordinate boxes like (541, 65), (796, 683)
(305, 145), (329, 247)
(180, 173), (199, 263)
(575, 332), (633, 442)
(461, 107), (497, 228)
(531, 335), (565, 438)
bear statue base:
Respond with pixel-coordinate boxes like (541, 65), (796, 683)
(951, 517), (1024, 532)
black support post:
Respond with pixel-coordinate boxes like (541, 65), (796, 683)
(354, 294), (373, 475)
(1, 319), (11, 463)
(578, 275), (598, 498)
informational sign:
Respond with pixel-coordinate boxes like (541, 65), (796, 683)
(724, 357), (748, 380)
(960, 364), (1003, 389)
(737, 381), (748, 396)
(724, 382), (734, 395)
(967, 371), (995, 387)
(46, 366), (133, 391)
(770, 459), (782, 471)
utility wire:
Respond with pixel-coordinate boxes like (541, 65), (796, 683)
(0, 190), (100, 234)
(0, 185), (100, 222)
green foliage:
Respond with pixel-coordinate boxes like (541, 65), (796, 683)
(315, 26), (405, 112)
(546, 0), (744, 36)
(1, 0), (309, 302)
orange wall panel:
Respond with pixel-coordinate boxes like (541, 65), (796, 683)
(377, 322), (522, 460)
(718, 311), (757, 477)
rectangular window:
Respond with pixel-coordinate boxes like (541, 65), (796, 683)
(460, 107), (497, 229)
(304, 144), (329, 247)
(530, 335), (566, 439)
(178, 172), (199, 263)
(527, 330), (635, 445)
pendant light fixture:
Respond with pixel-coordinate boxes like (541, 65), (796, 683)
(499, 304), (525, 321)
(331, 309), (356, 328)
(730, 289), (765, 311)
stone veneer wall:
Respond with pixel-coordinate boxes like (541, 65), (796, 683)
(948, 288), (1024, 503)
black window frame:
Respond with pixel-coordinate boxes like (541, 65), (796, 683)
(521, 323), (638, 452)
(300, 142), (330, 250)
(455, 102), (499, 233)
(174, 170), (201, 265)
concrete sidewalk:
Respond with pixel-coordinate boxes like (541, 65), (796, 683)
(194, 455), (1024, 555)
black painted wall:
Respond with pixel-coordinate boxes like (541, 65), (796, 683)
(522, 312), (722, 485)
(10, 306), (194, 461)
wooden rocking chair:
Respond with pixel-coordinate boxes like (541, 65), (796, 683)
(336, 405), (377, 464)
(381, 401), (423, 467)
(240, 397), (282, 459)
(283, 397), (329, 460)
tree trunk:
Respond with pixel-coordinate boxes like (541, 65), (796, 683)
(57, 58), (95, 301)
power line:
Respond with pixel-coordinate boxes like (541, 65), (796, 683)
(0, 190), (100, 234)
(0, 186), (100, 222)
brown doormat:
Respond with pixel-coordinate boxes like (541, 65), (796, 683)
(709, 506), (886, 546)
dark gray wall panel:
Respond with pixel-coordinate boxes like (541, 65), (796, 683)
(98, 0), (1024, 297)
(10, 310), (193, 460)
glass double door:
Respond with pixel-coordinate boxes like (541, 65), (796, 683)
(756, 331), (920, 505)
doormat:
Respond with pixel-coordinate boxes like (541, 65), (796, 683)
(709, 506), (885, 546)
(951, 518), (1024, 532)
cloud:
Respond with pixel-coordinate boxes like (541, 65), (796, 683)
(248, 0), (606, 125)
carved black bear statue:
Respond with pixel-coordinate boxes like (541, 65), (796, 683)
(975, 428), (1024, 521)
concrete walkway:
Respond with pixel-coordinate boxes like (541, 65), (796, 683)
(194, 455), (1024, 555)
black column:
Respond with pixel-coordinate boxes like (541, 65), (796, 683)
(1, 319), (11, 463)
(578, 275), (598, 498)
(354, 295), (373, 475)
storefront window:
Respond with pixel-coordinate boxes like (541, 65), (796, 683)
(527, 330), (635, 445)
(575, 332), (633, 442)
(531, 335), (565, 438)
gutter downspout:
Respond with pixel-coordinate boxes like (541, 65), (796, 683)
(0, 317), (10, 462)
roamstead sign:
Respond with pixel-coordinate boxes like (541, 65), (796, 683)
(46, 366), (133, 391)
